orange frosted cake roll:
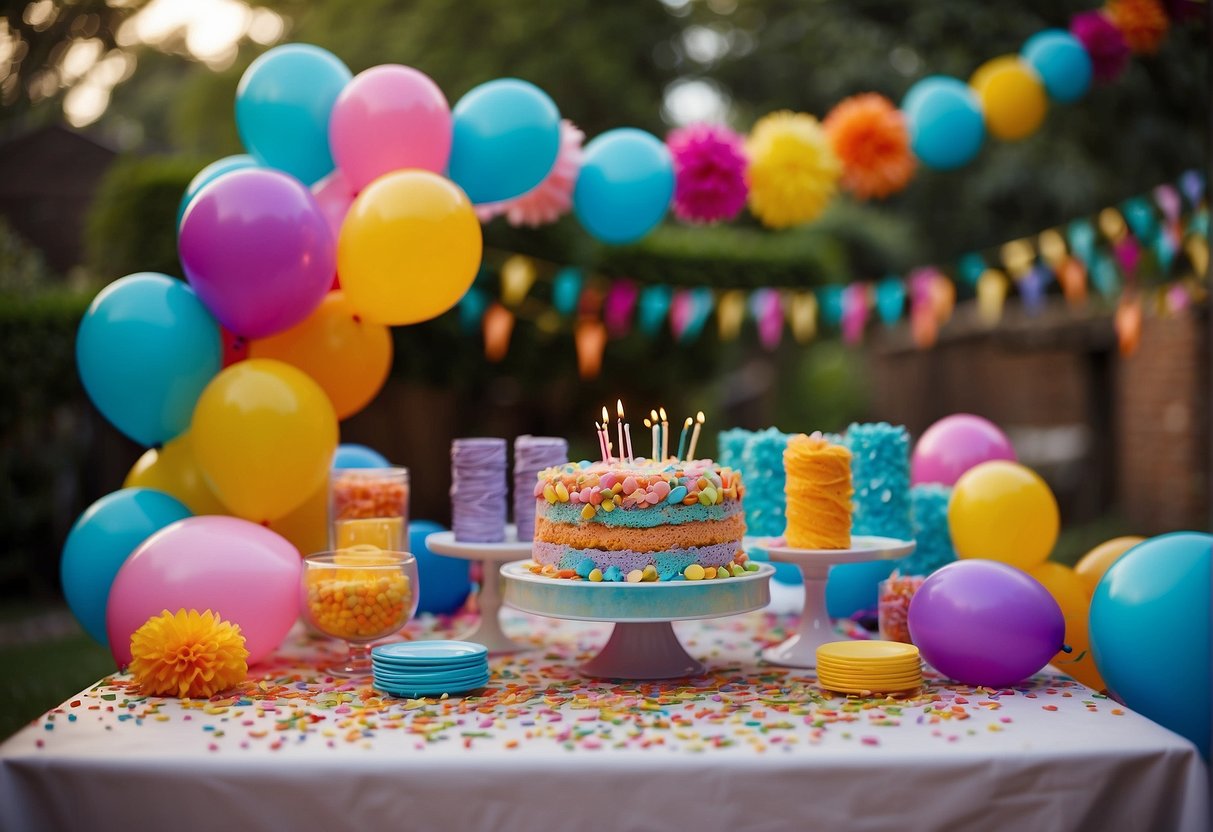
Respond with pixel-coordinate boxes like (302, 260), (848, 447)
(784, 432), (853, 549)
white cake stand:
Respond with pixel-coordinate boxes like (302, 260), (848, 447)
(757, 535), (915, 669)
(425, 527), (532, 654)
(501, 560), (775, 679)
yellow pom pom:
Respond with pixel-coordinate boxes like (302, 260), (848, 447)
(129, 609), (249, 699)
(746, 111), (841, 229)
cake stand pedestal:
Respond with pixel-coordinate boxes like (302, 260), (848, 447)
(425, 527), (532, 654)
(758, 536), (915, 669)
(501, 560), (775, 679)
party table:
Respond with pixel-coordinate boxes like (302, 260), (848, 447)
(1, 611), (1207, 832)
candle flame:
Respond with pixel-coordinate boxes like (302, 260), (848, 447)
(695, 411), (705, 424)
(595, 422), (601, 430)
(643, 418), (652, 428)
(684, 417), (693, 428)
(617, 399), (624, 419)
(602, 405), (609, 423)
(659, 407), (668, 421)
(650, 409), (658, 422)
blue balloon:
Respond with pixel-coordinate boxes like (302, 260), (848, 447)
(1022, 30), (1092, 104)
(552, 267), (584, 316)
(61, 488), (192, 646)
(235, 44), (351, 185)
(875, 277), (905, 325)
(448, 78), (561, 205)
(410, 520), (471, 615)
(902, 76), (985, 171)
(77, 273), (222, 446)
(177, 155), (258, 228)
(574, 128), (674, 245)
(826, 559), (898, 619)
(333, 443), (391, 469)
(1091, 532), (1211, 757)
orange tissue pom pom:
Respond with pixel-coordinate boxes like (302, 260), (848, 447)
(1106, 0), (1170, 55)
(129, 609), (249, 698)
(823, 93), (916, 200)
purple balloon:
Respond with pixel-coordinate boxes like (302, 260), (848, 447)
(908, 560), (1065, 688)
(179, 168), (335, 339)
(911, 413), (1016, 486)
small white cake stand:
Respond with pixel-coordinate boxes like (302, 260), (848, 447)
(425, 527), (533, 654)
(757, 535), (915, 669)
(501, 560), (775, 679)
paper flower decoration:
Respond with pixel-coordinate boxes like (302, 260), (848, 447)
(476, 120), (584, 227)
(1070, 11), (1131, 82)
(666, 123), (749, 223)
(1106, 0), (1170, 55)
(746, 111), (840, 229)
(823, 94), (916, 200)
(129, 609), (248, 698)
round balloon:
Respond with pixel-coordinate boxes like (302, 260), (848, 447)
(1074, 535), (1144, 595)
(970, 56), (1048, 141)
(77, 273), (222, 447)
(235, 43), (351, 185)
(448, 78), (561, 205)
(106, 516), (302, 667)
(826, 560), (896, 618)
(191, 359), (338, 523)
(574, 128), (674, 245)
(1021, 29), (1093, 103)
(249, 291), (392, 420)
(1091, 532), (1211, 757)
(949, 461), (1059, 570)
(333, 443), (391, 469)
(338, 170), (482, 326)
(61, 488), (192, 647)
(411, 520), (471, 615)
(177, 154), (258, 228)
(1029, 561), (1101, 689)
(311, 168), (357, 242)
(124, 431), (228, 516)
(911, 413), (1016, 486)
(330, 64), (451, 191)
(908, 559), (1065, 688)
(901, 76), (985, 170)
(179, 168), (335, 339)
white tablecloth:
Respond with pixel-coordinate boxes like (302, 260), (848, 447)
(1, 611), (1207, 832)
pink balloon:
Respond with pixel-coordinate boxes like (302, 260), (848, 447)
(911, 413), (1017, 486)
(179, 168), (335, 339)
(106, 516), (301, 667)
(329, 64), (452, 191)
(311, 168), (357, 241)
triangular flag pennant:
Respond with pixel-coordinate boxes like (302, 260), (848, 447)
(789, 292), (818, 344)
(1114, 293), (1143, 358)
(603, 279), (639, 337)
(575, 320), (607, 379)
(483, 303), (515, 362)
(717, 290), (746, 341)
(500, 255), (537, 306)
(875, 276), (905, 326)
(1057, 256), (1088, 307)
(976, 269), (1008, 327)
(841, 283), (869, 345)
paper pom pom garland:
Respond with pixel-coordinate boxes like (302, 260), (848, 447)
(746, 111), (841, 229)
(1070, 11), (1132, 82)
(666, 123), (749, 224)
(1106, 0), (1170, 55)
(823, 94), (916, 200)
(476, 120), (585, 228)
(129, 609), (249, 698)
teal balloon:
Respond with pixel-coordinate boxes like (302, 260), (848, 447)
(60, 488), (192, 646)
(637, 285), (672, 335)
(902, 77), (985, 170)
(412, 520), (471, 614)
(1091, 532), (1211, 757)
(448, 78), (561, 205)
(552, 267), (584, 316)
(1021, 30), (1092, 103)
(958, 252), (986, 287)
(817, 285), (844, 327)
(77, 273), (222, 446)
(574, 128), (674, 244)
(875, 277), (906, 325)
(235, 44), (351, 185)
(177, 155), (257, 228)
(827, 559), (897, 619)
(1067, 219), (1097, 263)
(333, 444), (390, 469)
(1121, 197), (1158, 243)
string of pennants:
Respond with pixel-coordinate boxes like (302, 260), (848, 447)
(457, 170), (1209, 377)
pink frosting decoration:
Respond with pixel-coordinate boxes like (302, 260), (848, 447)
(475, 120), (584, 227)
(1071, 11), (1132, 82)
(666, 123), (749, 224)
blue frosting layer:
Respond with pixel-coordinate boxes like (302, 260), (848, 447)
(541, 501), (740, 528)
(845, 421), (912, 540)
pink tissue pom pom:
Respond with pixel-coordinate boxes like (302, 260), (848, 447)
(476, 120), (584, 227)
(666, 123), (749, 224)
(1070, 10), (1132, 83)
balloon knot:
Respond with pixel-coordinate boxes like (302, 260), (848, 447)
(352, 314), (362, 324)
(1061, 643), (1073, 654)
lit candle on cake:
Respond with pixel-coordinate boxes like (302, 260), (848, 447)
(595, 422), (609, 463)
(676, 416), (692, 461)
(659, 407), (669, 460)
(649, 410), (660, 461)
(644, 418), (655, 462)
(601, 405), (612, 462)
(616, 400), (632, 465)
(686, 411), (705, 460)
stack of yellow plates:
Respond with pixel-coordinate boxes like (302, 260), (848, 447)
(816, 641), (923, 694)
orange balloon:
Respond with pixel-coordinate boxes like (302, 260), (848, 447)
(1029, 562), (1104, 690)
(124, 430), (228, 515)
(267, 482), (328, 557)
(249, 291), (392, 420)
(1074, 536), (1145, 596)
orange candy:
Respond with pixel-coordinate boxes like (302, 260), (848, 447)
(331, 474), (409, 520)
(305, 568), (410, 641)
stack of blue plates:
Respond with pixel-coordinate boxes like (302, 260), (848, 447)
(370, 641), (490, 698)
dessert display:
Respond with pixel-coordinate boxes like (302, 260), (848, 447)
(451, 438), (508, 543)
(513, 435), (569, 542)
(784, 432), (853, 549)
(878, 574), (925, 644)
(845, 421), (912, 540)
(329, 467), (409, 549)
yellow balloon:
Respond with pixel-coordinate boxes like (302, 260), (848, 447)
(338, 170), (483, 326)
(267, 482), (328, 557)
(192, 358), (338, 523)
(1029, 562), (1104, 690)
(124, 431), (228, 515)
(970, 56), (1047, 141)
(1074, 536), (1145, 596)
(249, 291), (392, 420)
(949, 460), (1059, 569)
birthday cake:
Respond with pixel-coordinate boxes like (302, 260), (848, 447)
(530, 459), (749, 581)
